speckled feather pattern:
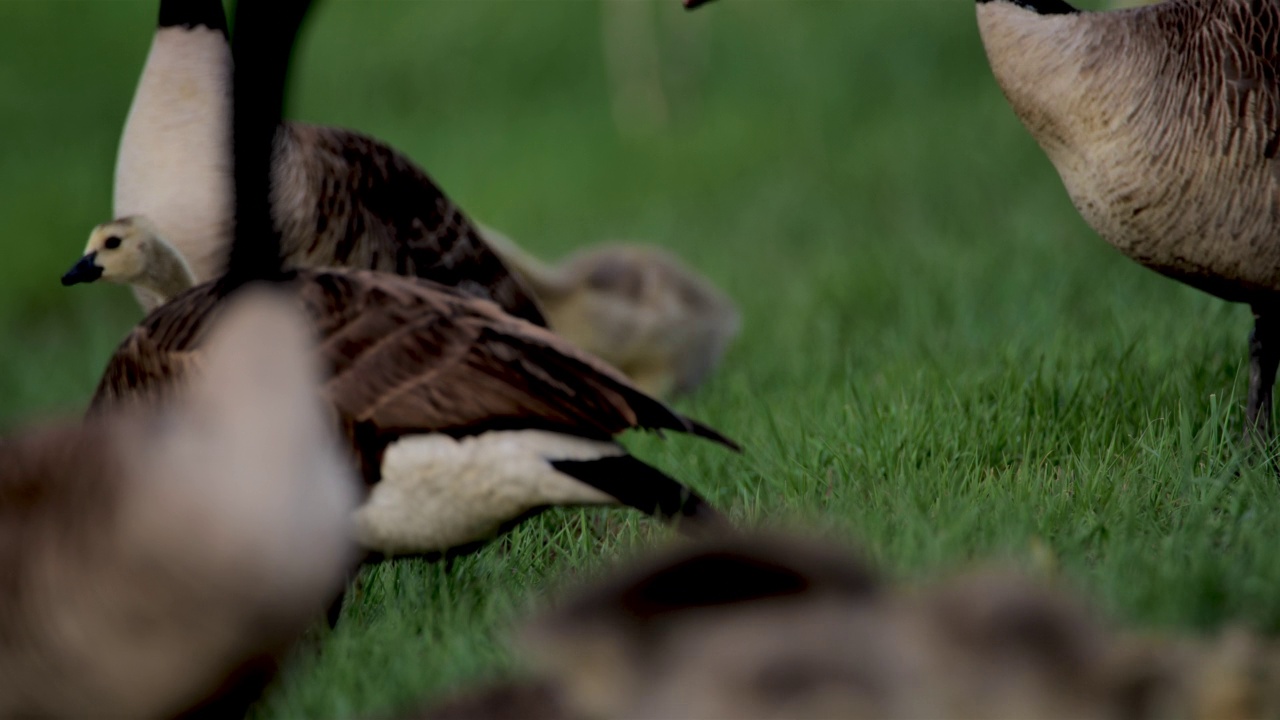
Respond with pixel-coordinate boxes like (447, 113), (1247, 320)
(89, 269), (732, 479)
(271, 124), (547, 326)
(977, 0), (1280, 302)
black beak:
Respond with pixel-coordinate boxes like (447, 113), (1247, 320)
(61, 252), (103, 286)
(683, 0), (714, 9)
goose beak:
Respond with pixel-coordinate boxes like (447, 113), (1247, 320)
(61, 252), (103, 286)
(683, 0), (715, 9)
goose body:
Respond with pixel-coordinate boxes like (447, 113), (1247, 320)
(976, 0), (1280, 435)
(417, 536), (1280, 720)
(90, 267), (734, 557)
(0, 290), (356, 719)
(115, 0), (543, 323)
(480, 226), (741, 399)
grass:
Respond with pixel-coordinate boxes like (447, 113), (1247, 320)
(3, 0), (1280, 716)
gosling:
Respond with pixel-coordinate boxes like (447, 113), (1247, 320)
(480, 225), (741, 399)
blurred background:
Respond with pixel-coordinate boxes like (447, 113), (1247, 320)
(4, 0), (1275, 717)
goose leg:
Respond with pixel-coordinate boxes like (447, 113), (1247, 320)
(1245, 307), (1280, 445)
(325, 588), (347, 629)
(325, 552), (384, 629)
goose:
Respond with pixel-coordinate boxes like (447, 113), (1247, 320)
(411, 535), (1280, 720)
(62, 218), (741, 400)
(975, 0), (1280, 441)
(115, 0), (543, 324)
(92, 0), (737, 561)
(62, 216), (195, 304)
(423, 536), (1280, 720)
(0, 288), (356, 719)
(478, 225), (741, 399)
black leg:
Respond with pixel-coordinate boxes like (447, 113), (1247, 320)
(1246, 308), (1280, 445)
(325, 586), (347, 629)
(325, 552), (384, 629)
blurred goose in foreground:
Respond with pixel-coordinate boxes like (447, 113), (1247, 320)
(62, 218), (741, 400)
(92, 0), (737, 562)
(478, 226), (740, 399)
(0, 289), (356, 719)
(414, 536), (1280, 720)
(975, 0), (1280, 441)
(114, 0), (542, 323)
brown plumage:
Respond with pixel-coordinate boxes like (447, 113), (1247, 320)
(115, 0), (543, 324)
(270, 123), (546, 325)
(90, 269), (737, 555)
(479, 225), (741, 399)
(92, 270), (734, 448)
(0, 290), (356, 719)
(414, 535), (1280, 719)
(976, 0), (1280, 438)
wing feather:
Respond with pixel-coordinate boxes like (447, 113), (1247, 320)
(89, 270), (736, 453)
(273, 123), (547, 326)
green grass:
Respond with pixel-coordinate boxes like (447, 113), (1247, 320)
(3, 0), (1280, 717)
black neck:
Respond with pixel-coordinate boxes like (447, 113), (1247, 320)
(219, 0), (312, 296)
(158, 0), (228, 36)
(975, 0), (1079, 14)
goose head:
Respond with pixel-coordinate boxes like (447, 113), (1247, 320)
(62, 216), (164, 288)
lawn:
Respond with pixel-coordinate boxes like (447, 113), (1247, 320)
(4, 0), (1280, 717)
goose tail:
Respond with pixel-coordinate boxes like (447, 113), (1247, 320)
(550, 455), (729, 534)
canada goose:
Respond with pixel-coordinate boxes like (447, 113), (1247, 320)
(478, 225), (740, 399)
(92, 0), (737, 560)
(500, 537), (1272, 719)
(412, 534), (1280, 720)
(0, 288), (357, 719)
(62, 219), (740, 400)
(115, 0), (543, 324)
(975, 0), (1280, 440)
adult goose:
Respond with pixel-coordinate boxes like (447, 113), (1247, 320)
(416, 536), (1255, 720)
(0, 289), (356, 719)
(975, 0), (1280, 440)
(93, 0), (737, 559)
(115, 0), (543, 324)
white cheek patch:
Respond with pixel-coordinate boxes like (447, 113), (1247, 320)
(354, 430), (624, 556)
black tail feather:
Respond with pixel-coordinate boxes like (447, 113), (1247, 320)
(219, 0), (312, 297)
(611, 373), (740, 452)
(683, 416), (741, 453)
(550, 455), (728, 534)
(158, 0), (228, 35)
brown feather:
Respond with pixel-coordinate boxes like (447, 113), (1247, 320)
(1, 290), (356, 718)
(90, 269), (738, 471)
(271, 123), (547, 325)
(977, 0), (1280, 302)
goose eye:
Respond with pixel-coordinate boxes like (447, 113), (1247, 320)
(103, 236), (122, 250)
